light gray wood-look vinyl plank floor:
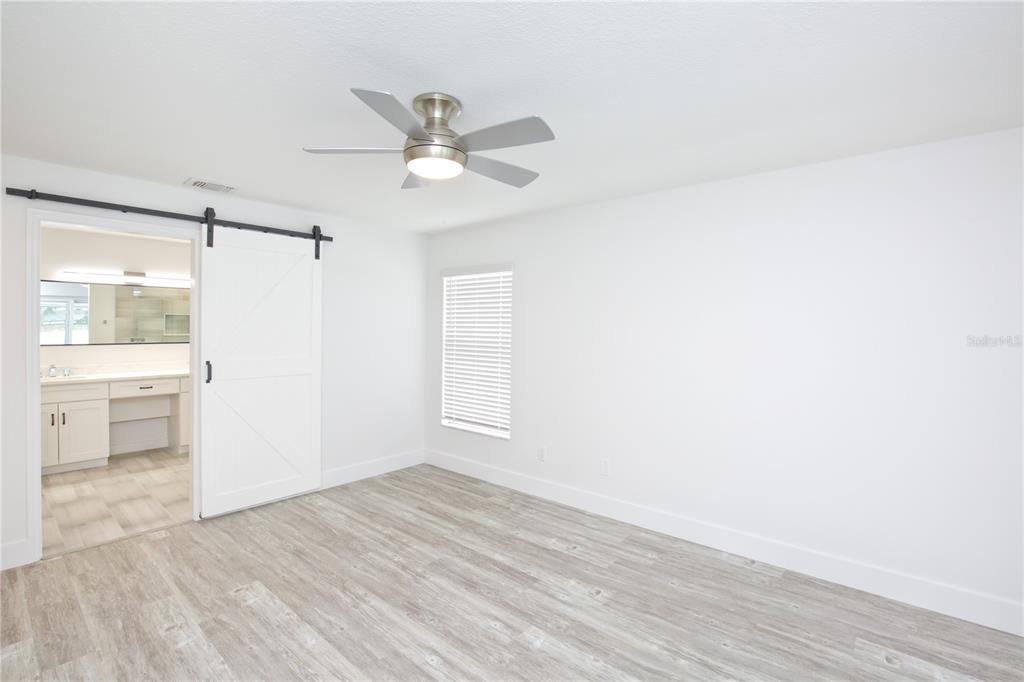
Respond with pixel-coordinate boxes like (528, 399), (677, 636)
(3, 464), (1021, 680)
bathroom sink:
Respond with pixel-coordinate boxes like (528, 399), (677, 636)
(40, 369), (190, 385)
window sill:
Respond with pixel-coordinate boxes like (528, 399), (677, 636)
(441, 419), (510, 440)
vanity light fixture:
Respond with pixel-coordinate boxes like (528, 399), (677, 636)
(58, 270), (192, 289)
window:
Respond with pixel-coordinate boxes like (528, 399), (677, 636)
(40, 297), (89, 345)
(442, 270), (512, 439)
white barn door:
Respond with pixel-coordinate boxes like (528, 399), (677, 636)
(200, 228), (322, 517)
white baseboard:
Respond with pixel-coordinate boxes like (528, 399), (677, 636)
(322, 450), (425, 489)
(1, 538), (37, 571)
(43, 457), (107, 475)
(425, 449), (1023, 637)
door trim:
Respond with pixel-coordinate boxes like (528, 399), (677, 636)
(21, 207), (201, 567)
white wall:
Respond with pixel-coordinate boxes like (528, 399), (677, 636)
(39, 343), (189, 376)
(424, 129), (1023, 634)
(2, 155), (425, 567)
(40, 225), (191, 281)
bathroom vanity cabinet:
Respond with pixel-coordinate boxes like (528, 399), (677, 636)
(40, 371), (190, 474)
(41, 398), (109, 468)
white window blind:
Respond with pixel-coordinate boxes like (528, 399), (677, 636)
(442, 270), (512, 439)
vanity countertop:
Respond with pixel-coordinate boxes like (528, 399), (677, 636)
(41, 369), (190, 385)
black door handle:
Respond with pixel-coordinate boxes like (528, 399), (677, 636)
(61, 412), (65, 425)
(51, 413), (54, 426)
(139, 385), (154, 390)
(205, 361), (212, 383)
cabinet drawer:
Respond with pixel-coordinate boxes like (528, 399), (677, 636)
(41, 382), (108, 404)
(109, 378), (179, 399)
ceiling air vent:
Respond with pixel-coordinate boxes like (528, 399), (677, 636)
(184, 177), (235, 193)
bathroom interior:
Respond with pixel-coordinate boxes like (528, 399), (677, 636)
(39, 222), (193, 557)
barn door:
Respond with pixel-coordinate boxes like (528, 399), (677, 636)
(200, 228), (322, 517)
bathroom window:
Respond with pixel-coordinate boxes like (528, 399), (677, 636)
(40, 297), (89, 345)
(441, 270), (512, 439)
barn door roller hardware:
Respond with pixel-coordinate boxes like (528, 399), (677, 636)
(5, 187), (334, 259)
(205, 207), (216, 247)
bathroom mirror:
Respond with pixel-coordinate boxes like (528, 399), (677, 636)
(40, 280), (190, 345)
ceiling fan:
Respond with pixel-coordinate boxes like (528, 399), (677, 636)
(303, 89), (554, 189)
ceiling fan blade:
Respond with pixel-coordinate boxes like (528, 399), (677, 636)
(465, 155), (539, 188)
(351, 88), (432, 141)
(455, 116), (554, 152)
(303, 147), (403, 154)
(401, 173), (430, 189)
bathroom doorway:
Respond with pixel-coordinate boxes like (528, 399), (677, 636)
(27, 211), (200, 559)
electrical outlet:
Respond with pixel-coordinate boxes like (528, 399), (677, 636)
(537, 447), (546, 462)
(600, 458), (610, 476)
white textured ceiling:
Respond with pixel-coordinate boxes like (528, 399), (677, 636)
(3, 2), (1021, 231)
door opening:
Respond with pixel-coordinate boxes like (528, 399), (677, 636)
(22, 209), (201, 564)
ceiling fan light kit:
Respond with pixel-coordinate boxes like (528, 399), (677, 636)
(304, 89), (554, 189)
(404, 92), (467, 179)
(406, 153), (465, 180)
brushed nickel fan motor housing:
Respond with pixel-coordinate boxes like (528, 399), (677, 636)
(403, 140), (467, 167)
(413, 92), (462, 127)
(403, 92), (468, 168)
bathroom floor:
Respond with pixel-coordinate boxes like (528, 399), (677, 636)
(42, 448), (191, 557)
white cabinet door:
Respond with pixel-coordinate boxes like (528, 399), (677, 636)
(41, 402), (59, 468)
(200, 228), (322, 517)
(58, 399), (110, 464)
